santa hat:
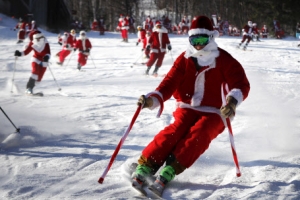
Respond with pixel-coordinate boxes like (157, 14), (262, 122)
(155, 21), (161, 26)
(188, 16), (219, 37)
(33, 33), (44, 39)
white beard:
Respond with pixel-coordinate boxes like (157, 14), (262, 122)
(32, 38), (46, 53)
(185, 38), (219, 66)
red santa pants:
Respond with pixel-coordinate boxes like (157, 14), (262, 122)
(78, 52), (88, 67)
(18, 30), (26, 40)
(59, 49), (71, 63)
(142, 108), (225, 168)
(31, 62), (47, 81)
(146, 51), (165, 68)
(241, 35), (252, 43)
(121, 29), (128, 39)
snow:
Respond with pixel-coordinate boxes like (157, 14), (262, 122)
(1, 13), (300, 199)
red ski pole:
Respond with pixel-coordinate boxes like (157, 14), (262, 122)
(221, 83), (241, 177)
(98, 92), (164, 184)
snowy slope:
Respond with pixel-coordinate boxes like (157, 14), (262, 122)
(1, 13), (300, 199)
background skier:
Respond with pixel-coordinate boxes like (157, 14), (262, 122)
(14, 33), (51, 95)
(144, 21), (171, 76)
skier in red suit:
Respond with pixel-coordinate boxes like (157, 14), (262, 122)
(56, 31), (77, 65)
(145, 21), (171, 76)
(91, 19), (98, 31)
(143, 16), (154, 33)
(74, 31), (92, 70)
(14, 18), (27, 43)
(26, 20), (38, 35)
(118, 15), (129, 42)
(136, 26), (150, 58)
(99, 17), (105, 35)
(131, 15), (250, 196)
(14, 33), (51, 94)
(238, 20), (254, 50)
(261, 24), (269, 38)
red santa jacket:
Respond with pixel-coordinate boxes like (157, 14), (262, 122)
(15, 22), (26, 30)
(137, 28), (146, 42)
(143, 18), (153, 31)
(148, 26), (170, 53)
(22, 40), (51, 67)
(91, 21), (98, 30)
(154, 48), (250, 114)
(75, 38), (92, 52)
(261, 27), (269, 34)
(242, 24), (253, 36)
(118, 18), (129, 30)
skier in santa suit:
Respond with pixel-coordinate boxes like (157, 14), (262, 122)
(261, 25), (269, 38)
(143, 16), (154, 33)
(131, 15), (250, 196)
(99, 17), (105, 35)
(145, 21), (171, 76)
(136, 26), (150, 58)
(26, 20), (38, 35)
(74, 30), (92, 71)
(118, 15), (129, 42)
(91, 19), (98, 31)
(180, 16), (190, 34)
(251, 23), (260, 41)
(14, 18), (27, 43)
(237, 20), (254, 50)
(56, 31), (77, 65)
(14, 33), (51, 94)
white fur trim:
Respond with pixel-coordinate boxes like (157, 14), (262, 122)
(152, 26), (168, 33)
(30, 74), (38, 80)
(146, 91), (164, 110)
(227, 88), (244, 106)
(191, 67), (212, 106)
(188, 28), (219, 37)
(176, 102), (226, 126)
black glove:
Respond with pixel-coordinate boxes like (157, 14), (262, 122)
(43, 55), (50, 62)
(58, 42), (62, 46)
(167, 45), (172, 50)
(14, 50), (21, 57)
(73, 48), (77, 52)
(66, 44), (69, 48)
(141, 48), (144, 51)
(136, 42), (139, 46)
(137, 95), (153, 108)
(146, 45), (150, 51)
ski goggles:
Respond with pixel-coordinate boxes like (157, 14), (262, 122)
(189, 34), (210, 46)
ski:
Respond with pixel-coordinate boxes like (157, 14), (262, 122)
(26, 92), (44, 97)
(131, 62), (147, 67)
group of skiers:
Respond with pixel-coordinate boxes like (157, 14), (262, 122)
(13, 19), (93, 95)
(11, 14), (253, 197)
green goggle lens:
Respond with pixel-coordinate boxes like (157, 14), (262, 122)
(189, 34), (210, 46)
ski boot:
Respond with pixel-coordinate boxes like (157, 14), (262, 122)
(237, 43), (242, 49)
(152, 66), (159, 77)
(145, 66), (151, 75)
(131, 164), (153, 196)
(148, 165), (175, 197)
(77, 63), (82, 71)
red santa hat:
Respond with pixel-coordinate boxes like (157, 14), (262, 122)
(155, 21), (161, 26)
(33, 33), (44, 39)
(188, 15), (219, 37)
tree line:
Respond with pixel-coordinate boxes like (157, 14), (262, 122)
(66, 0), (300, 36)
